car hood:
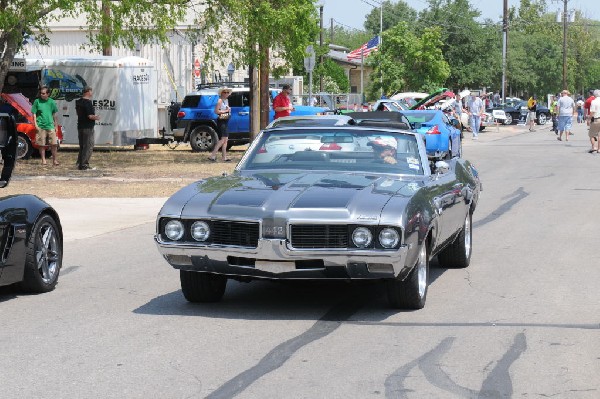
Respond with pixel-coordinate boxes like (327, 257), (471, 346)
(160, 171), (422, 223)
(0, 93), (33, 123)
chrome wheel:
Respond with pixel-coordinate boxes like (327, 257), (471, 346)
(36, 222), (60, 284)
(189, 127), (217, 152)
(416, 244), (427, 299)
(17, 132), (33, 159)
(537, 113), (547, 125)
(503, 113), (513, 125)
(463, 213), (471, 259)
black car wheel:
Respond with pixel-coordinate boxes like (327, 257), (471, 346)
(180, 270), (227, 302)
(17, 132), (33, 160)
(20, 214), (62, 293)
(503, 113), (513, 125)
(437, 212), (472, 268)
(386, 242), (429, 309)
(189, 126), (218, 152)
(537, 113), (548, 125)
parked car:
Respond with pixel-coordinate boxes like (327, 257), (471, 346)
(401, 110), (462, 159)
(0, 93), (64, 160)
(154, 124), (481, 309)
(0, 112), (64, 292)
(488, 99), (550, 125)
(372, 99), (409, 112)
(173, 83), (329, 152)
(266, 114), (355, 129)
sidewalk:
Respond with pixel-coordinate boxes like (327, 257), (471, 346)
(45, 197), (167, 242)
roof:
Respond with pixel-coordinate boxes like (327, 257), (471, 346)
(11, 56), (153, 72)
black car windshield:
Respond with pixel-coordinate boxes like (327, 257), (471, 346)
(241, 128), (424, 175)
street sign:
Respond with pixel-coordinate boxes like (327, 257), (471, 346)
(304, 45), (315, 72)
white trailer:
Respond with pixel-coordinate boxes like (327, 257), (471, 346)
(6, 55), (158, 146)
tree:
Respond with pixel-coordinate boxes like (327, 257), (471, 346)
(415, 0), (498, 90)
(364, 0), (417, 35)
(0, 0), (186, 94)
(200, 0), (319, 131)
(367, 22), (450, 98)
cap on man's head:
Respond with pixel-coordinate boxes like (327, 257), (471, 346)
(594, 89), (600, 97)
(282, 84), (291, 90)
(368, 136), (397, 150)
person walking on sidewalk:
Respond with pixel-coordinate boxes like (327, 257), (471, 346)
(557, 90), (576, 142)
(75, 86), (100, 170)
(527, 95), (537, 131)
(209, 87), (232, 162)
(467, 93), (484, 140)
(587, 90), (600, 153)
(31, 86), (59, 166)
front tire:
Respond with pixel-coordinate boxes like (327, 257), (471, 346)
(437, 212), (472, 268)
(17, 132), (33, 160)
(386, 242), (429, 309)
(537, 113), (548, 125)
(180, 270), (227, 302)
(189, 126), (218, 152)
(20, 214), (62, 293)
(503, 113), (513, 125)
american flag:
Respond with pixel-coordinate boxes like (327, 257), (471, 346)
(347, 36), (380, 60)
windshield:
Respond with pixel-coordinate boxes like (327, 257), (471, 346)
(403, 112), (436, 123)
(241, 128), (424, 175)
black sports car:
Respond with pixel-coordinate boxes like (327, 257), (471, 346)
(487, 99), (551, 125)
(0, 113), (63, 293)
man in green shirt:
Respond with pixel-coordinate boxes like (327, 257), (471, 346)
(31, 86), (59, 165)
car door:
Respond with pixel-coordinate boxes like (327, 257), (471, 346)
(227, 91), (250, 134)
(430, 168), (466, 245)
(441, 113), (460, 155)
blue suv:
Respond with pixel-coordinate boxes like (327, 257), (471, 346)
(173, 83), (329, 151)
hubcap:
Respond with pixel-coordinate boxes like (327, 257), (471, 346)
(538, 114), (547, 124)
(17, 135), (29, 159)
(35, 223), (59, 283)
(504, 114), (513, 125)
(416, 244), (427, 298)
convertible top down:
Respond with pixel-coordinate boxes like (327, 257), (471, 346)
(155, 124), (481, 309)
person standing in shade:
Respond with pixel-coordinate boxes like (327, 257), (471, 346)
(75, 86), (100, 170)
(31, 86), (59, 166)
(549, 94), (559, 134)
(556, 90), (576, 142)
(209, 87), (232, 162)
(273, 84), (295, 120)
(467, 93), (484, 140)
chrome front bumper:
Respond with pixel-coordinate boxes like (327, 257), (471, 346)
(155, 236), (410, 280)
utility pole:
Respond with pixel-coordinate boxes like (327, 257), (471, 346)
(562, 0), (568, 89)
(319, 5), (324, 93)
(501, 0), (508, 103)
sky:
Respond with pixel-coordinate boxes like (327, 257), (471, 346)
(319, 0), (600, 32)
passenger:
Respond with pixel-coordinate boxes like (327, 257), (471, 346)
(368, 137), (397, 164)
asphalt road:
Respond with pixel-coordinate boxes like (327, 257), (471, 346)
(1, 121), (599, 398)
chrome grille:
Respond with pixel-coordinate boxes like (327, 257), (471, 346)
(290, 225), (349, 248)
(210, 221), (259, 247)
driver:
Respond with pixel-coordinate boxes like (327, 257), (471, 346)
(368, 137), (398, 164)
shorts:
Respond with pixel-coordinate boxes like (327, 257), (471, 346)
(557, 115), (572, 132)
(36, 128), (57, 146)
(589, 120), (600, 138)
(527, 111), (536, 122)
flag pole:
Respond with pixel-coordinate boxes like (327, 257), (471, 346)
(361, 49), (364, 105)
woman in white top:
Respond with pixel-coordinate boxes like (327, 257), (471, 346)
(209, 87), (232, 161)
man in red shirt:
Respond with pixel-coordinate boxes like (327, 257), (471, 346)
(584, 89), (596, 146)
(273, 84), (295, 119)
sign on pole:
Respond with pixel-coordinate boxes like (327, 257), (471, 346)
(305, 45), (316, 106)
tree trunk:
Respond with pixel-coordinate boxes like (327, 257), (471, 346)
(259, 44), (270, 130)
(0, 35), (19, 95)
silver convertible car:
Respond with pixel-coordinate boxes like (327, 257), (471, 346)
(155, 124), (481, 309)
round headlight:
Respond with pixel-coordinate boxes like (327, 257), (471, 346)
(165, 220), (184, 241)
(379, 228), (400, 248)
(352, 227), (373, 248)
(191, 221), (210, 242)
